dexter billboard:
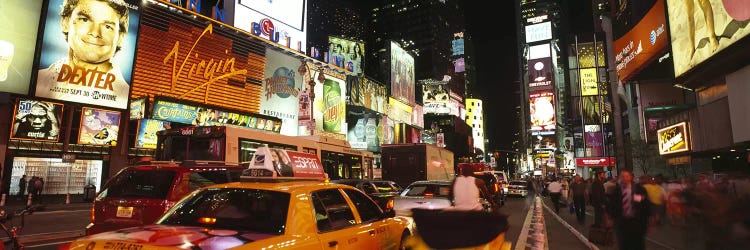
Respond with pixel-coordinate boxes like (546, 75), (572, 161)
(667, 0), (750, 77)
(233, 0), (307, 51)
(36, 0), (141, 109)
(658, 122), (690, 155)
(262, 48), (302, 136)
(530, 91), (556, 131)
(0, 0), (43, 94)
(391, 42), (415, 105)
(130, 2), (265, 114)
(78, 107), (121, 146)
(615, 0), (667, 81)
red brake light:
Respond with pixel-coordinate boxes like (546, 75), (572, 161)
(424, 193), (434, 197)
(386, 198), (395, 210)
(494, 183), (500, 193)
(90, 204), (95, 223)
(198, 217), (217, 224)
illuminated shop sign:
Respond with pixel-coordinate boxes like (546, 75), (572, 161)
(575, 157), (615, 167)
(525, 22), (552, 43)
(152, 98), (281, 133)
(615, 0), (667, 81)
(658, 122), (690, 155)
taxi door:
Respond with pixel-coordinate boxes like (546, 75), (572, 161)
(312, 189), (371, 249)
(342, 189), (400, 250)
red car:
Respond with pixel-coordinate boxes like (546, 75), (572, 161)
(85, 161), (246, 235)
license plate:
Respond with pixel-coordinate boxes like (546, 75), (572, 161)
(116, 206), (134, 218)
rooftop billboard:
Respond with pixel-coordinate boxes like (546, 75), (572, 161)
(615, 0), (667, 81)
(390, 42), (415, 105)
(232, 0), (307, 52)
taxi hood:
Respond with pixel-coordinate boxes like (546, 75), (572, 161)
(75, 225), (277, 249)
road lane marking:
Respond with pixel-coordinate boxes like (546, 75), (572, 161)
(541, 201), (600, 250)
(515, 199), (535, 250)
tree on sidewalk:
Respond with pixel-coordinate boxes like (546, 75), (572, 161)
(626, 138), (666, 176)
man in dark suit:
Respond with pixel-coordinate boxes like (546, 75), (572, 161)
(590, 170), (607, 227)
(606, 169), (652, 250)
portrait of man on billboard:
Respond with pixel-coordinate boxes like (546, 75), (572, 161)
(36, 0), (139, 109)
(11, 100), (63, 141)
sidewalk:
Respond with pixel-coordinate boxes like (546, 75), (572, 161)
(0, 194), (92, 212)
(541, 196), (686, 250)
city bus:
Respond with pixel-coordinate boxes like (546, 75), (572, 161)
(154, 126), (374, 179)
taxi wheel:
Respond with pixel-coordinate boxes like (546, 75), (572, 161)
(399, 230), (411, 250)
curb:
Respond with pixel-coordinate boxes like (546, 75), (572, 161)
(541, 201), (600, 250)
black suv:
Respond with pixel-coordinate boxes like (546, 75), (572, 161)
(331, 179), (403, 209)
(469, 172), (506, 206)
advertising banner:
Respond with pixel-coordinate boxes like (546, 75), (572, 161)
(582, 96), (602, 125)
(667, 0), (750, 77)
(10, 99), (64, 142)
(313, 71), (346, 134)
(615, 0), (667, 81)
(328, 36), (365, 75)
(454, 57), (465, 73)
(262, 48), (302, 136)
(525, 22), (552, 43)
(129, 97), (146, 120)
(412, 104), (424, 128)
(423, 82), (450, 114)
(528, 57), (554, 91)
(529, 91), (556, 131)
(36, 0), (141, 109)
(347, 77), (387, 113)
(0, 0), (43, 93)
(347, 114), (381, 152)
(580, 68), (599, 96)
(130, 3), (265, 114)
(232, 0), (307, 52)
(585, 125), (604, 157)
(528, 43), (551, 59)
(575, 157), (615, 167)
(78, 107), (121, 146)
(387, 97), (413, 124)
(562, 137), (575, 169)
(452, 38), (465, 55)
(391, 42), (415, 105)
(245, 147), (324, 178)
(658, 122), (690, 155)
(135, 119), (170, 149)
(152, 99), (281, 133)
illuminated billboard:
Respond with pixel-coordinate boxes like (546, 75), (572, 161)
(452, 39), (465, 55)
(390, 42), (415, 105)
(387, 97), (413, 124)
(262, 48), (303, 136)
(233, 0), (307, 51)
(130, 2), (265, 114)
(152, 98), (281, 133)
(347, 76), (387, 113)
(528, 57), (554, 91)
(423, 82), (450, 114)
(347, 113), (381, 152)
(10, 99), (64, 142)
(312, 70), (346, 134)
(0, 0), (43, 94)
(455, 57), (466, 73)
(658, 122), (690, 155)
(328, 36), (365, 75)
(585, 125), (604, 157)
(129, 97), (147, 120)
(580, 68), (599, 96)
(135, 119), (170, 149)
(529, 91), (556, 131)
(615, 0), (667, 81)
(528, 43), (551, 60)
(525, 22), (552, 43)
(78, 107), (121, 146)
(36, 0), (141, 109)
(667, 0), (750, 77)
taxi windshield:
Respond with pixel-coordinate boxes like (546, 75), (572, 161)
(159, 188), (290, 234)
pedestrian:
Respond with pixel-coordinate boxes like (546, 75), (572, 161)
(33, 177), (44, 203)
(547, 178), (563, 213)
(643, 176), (666, 225)
(450, 166), (492, 211)
(604, 176), (617, 194)
(590, 170), (607, 228)
(27, 176), (37, 199)
(569, 174), (587, 225)
(606, 169), (652, 250)
(18, 175), (27, 198)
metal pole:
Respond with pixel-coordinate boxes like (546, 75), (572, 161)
(600, 15), (626, 173)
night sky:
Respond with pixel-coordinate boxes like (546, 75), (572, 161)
(464, 1), (520, 152)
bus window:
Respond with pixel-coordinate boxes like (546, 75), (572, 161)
(161, 136), (188, 161)
(189, 137), (224, 161)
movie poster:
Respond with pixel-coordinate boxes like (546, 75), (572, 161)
(129, 97), (146, 120)
(35, 0), (141, 109)
(261, 48), (302, 136)
(0, 0), (43, 94)
(78, 107), (121, 146)
(10, 99), (64, 141)
(135, 119), (170, 149)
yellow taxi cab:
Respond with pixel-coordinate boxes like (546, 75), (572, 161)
(62, 148), (411, 250)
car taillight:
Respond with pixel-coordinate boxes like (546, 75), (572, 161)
(424, 193), (434, 197)
(198, 217), (217, 224)
(494, 183), (500, 193)
(386, 198), (395, 210)
(90, 204), (95, 223)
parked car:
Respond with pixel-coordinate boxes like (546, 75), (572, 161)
(507, 180), (529, 197)
(331, 179), (403, 209)
(471, 172), (505, 206)
(393, 180), (454, 216)
(484, 171), (510, 196)
(85, 160), (246, 235)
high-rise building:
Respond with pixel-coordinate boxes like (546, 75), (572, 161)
(465, 98), (486, 159)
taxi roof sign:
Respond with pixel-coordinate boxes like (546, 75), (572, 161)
(241, 147), (326, 181)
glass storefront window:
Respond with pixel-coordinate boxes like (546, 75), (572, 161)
(10, 157), (102, 195)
